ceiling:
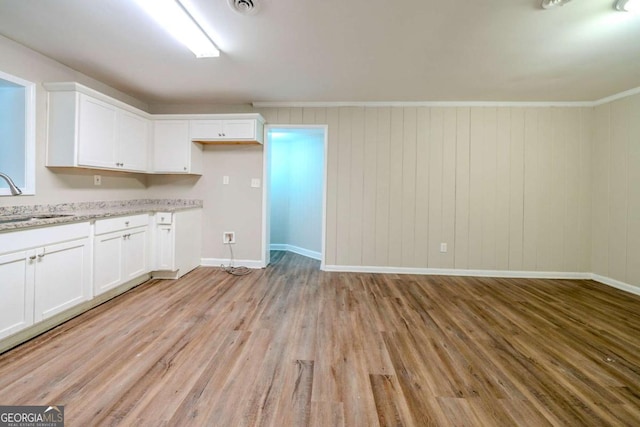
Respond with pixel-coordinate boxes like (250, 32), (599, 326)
(0, 0), (639, 105)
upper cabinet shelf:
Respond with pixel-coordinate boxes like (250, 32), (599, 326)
(189, 115), (264, 145)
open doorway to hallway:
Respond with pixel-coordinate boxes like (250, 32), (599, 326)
(264, 126), (327, 268)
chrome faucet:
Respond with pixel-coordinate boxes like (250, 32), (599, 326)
(0, 172), (23, 195)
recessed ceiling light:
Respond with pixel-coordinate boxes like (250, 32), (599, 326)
(615, 0), (640, 12)
(541, 0), (572, 9)
(134, 0), (220, 58)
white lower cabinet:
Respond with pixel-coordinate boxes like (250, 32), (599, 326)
(94, 214), (149, 296)
(155, 224), (175, 271)
(152, 209), (201, 279)
(0, 223), (91, 340)
(0, 250), (34, 340)
(34, 238), (91, 322)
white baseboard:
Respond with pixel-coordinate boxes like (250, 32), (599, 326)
(322, 264), (640, 297)
(270, 244), (321, 261)
(322, 264), (590, 280)
(591, 274), (640, 297)
(198, 258), (640, 297)
(200, 258), (265, 269)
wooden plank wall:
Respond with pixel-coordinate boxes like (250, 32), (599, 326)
(256, 105), (594, 273)
(592, 94), (640, 286)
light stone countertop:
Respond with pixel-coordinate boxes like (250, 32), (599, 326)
(0, 199), (203, 232)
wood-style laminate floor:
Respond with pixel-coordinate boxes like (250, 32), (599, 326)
(1, 252), (640, 426)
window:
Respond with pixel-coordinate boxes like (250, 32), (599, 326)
(0, 70), (35, 196)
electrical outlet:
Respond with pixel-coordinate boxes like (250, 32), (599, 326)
(94, 175), (102, 186)
(223, 175), (229, 185)
(223, 231), (236, 244)
(251, 178), (261, 188)
(440, 243), (447, 253)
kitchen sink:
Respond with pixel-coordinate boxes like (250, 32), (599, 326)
(29, 213), (75, 219)
(0, 213), (75, 224)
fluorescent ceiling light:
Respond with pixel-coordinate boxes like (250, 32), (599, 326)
(616, 0), (640, 12)
(134, 0), (220, 58)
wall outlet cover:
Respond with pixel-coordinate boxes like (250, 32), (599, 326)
(223, 231), (236, 244)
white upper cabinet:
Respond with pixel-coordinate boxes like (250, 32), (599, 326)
(77, 94), (118, 168)
(45, 83), (265, 175)
(117, 110), (149, 172)
(46, 83), (149, 173)
(152, 120), (203, 174)
(189, 115), (264, 144)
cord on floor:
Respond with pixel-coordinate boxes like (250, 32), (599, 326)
(220, 243), (253, 276)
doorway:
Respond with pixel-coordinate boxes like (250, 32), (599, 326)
(262, 125), (327, 268)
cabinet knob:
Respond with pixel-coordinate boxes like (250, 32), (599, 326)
(183, 167), (187, 171)
(29, 255), (36, 260)
(125, 221), (130, 226)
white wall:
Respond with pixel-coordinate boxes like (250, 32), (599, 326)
(4, 32), (637, 284)
(592, 94), (640, 290)
(269, 130), (324, 256)
(0, 35), (150, 207)
(146, 145), (264, 262)
(256, 106), (593, 272)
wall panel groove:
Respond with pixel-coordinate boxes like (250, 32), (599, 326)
(263, 104), (595, 276)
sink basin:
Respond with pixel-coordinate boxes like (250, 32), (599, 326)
(0, 213), (75, 224)
(29, 213), (75, 219)
(0, 216), (32, 224)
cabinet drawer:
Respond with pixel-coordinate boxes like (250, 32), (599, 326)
(0, 222), (90, 255)
(156, 212), (173, 225)
(95, 214), (149, 235)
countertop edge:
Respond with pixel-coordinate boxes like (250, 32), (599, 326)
(0, 200), (203, 233)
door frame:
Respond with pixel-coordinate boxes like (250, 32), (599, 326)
(261, 124), (329, 269)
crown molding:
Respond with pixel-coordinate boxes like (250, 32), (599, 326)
(252, 86), (640, 109)
(590, 86), (640, 106)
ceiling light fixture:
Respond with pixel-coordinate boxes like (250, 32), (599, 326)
(541, 0), (572, 9)
(615, 0), (640, 12)
(134, 0), (220, 58)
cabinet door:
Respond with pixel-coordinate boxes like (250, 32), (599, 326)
(34, 238), (91, 322)
(0, 251), (34, 340)
(153, 120), (190, 172)
(190, 120), (224, 140)
(77, 94), (118, 169)
(117, 111), (149, 172)
(222, 120), (256, 139)
(94, 231), (124, 296)
(123, 227), (149, 281)
(156, 225), (175, 271)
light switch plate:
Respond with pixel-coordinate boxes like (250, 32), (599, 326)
(223, 175), (229, 185)
(94, 175), (102, 186)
